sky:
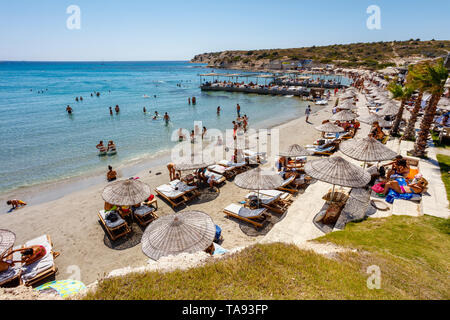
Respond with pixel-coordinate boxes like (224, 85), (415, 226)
(0, 0), (449, 61)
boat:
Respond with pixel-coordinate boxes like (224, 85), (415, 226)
(315, 99), (328, 105)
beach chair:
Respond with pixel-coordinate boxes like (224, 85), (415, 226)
(245, 192), (290, 214)
(276, 175), (306, 194)
(98, 210), (131, 241)
(155, 180), (199, 208)
(207, 164), (236, 179)
(21, 235), (58, 287)
(218, 160), (248, 174)
(259, 189), (294, 204)
(223, 203), (269, 229)
(204, 170), (226, 187)
(306, 145), (336, 156)
(133, 205), (158, 227)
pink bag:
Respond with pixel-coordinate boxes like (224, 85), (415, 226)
(371, 182), (385, 193)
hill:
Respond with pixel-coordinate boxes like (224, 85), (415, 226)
(191, 40), (450, 71)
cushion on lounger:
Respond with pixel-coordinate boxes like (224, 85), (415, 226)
(0, 266), (20, 284)
(99, 210), (126, 229)
(133, 205), (155, 217)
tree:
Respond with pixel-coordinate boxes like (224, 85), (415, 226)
(411, 59), (448, 157)
(387, 81), (415, 136)
(402, 62), (427, 141)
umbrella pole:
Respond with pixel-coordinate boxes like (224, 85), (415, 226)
(330, 184), (335, 204)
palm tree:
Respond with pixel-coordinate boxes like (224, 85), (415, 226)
(411, 59), (448, 157)
(402, 62), (427, 141)
(387, 81), (414, 136)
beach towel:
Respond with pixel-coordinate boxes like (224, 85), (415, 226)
(384, 178), (421, 204)
(35, 279), (86, 298)
(212, 243), (228, 256)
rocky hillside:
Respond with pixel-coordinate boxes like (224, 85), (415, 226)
(191, 40), (450, 70)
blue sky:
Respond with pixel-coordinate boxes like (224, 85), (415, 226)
(0, 0), (449, 61)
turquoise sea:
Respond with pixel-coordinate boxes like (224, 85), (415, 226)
(0, 61), (347, 194)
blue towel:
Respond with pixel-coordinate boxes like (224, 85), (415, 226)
(214, 225), (222, 243)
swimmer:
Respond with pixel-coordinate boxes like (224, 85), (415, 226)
(217, 106), (221, 114)
(115, 105), (120, 113)
(66, 105), (73, 114)
(163, 112), (170, 123)
(96, 141), (107, 153)
(107, 140), (116, 153)
(143, 106), (147, 113)
(109, 107), (113, 116)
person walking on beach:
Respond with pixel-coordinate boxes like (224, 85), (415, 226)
(107, 166), (117, 182)
(305, 105), (311, 123)
(237, 104), (241, 117)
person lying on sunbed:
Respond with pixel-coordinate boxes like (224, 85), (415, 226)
(382, 177), (428, 196)
(0, 245), (49, 272)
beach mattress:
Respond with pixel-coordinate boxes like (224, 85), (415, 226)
(224, 204), (265, 219)
(133, 205), (155, 217)
(99, 210), (126, 229)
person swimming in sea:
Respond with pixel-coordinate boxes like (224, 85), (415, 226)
(217, 106), (221, 115)
(109, 107), (113, 116)
(96, 141), (107, 153)
(75, 97), (79, 102)
(107, 140), (117, 154)
(115, 105), (120, 113)
(143, 106), (147, 113)
(152, 111), (159, 120)
(66, 105), (73, 114)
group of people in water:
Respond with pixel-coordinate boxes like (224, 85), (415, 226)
(96, 140), (117, 155)
(188, 97), (197, 105)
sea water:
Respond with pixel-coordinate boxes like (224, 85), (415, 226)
(0, 61), (347, 194)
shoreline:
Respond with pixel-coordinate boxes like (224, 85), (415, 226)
(0, 95), (335, 285)
(0, 96), (322, 213)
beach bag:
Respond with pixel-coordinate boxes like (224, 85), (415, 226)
(371, 182), (385, 194)
(105, 211), (119, 222)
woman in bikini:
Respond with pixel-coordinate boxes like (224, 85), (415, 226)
(382, 177), (428, 196)
(0, 245), (53, 272)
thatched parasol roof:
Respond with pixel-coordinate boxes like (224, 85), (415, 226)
(330, 110), (358, 121)
(377, 102), (399, 116)
(174, 153), (215, 171)
(141, 210), (216, 261)
(304, 156), (371, 188)
(315, 122), (345, 133)
(357, 114), (392, 127)
(279, 144), (312, 157)
(0, 229), (16, 257)
(102, 179), (151, 206)
(340, 137), (398, 162)
(234, 167), (283, 190)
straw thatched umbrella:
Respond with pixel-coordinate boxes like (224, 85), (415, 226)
(340, 136), (398, 166)
(279, 144), (312, 157)
(102, 179), (151, 206)
(315, 122), (345, 133)
(340, 92), (355, 100)
(234, 167), (283, 206)
(337, 102), (359, 110)
(174, 153), (215, 171)
(141, 210), (216, 260)
(305, 156), (371, 203)
(330, 110), (358, 121)
(305, 156), (371, 188)
(357, 114), (392, 128)
(377, 102), (399, 116)
(0, 229), (16, 257)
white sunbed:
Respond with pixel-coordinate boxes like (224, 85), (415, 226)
(223, 204), (268, 228)
(155, 180), (198, 207)
(204, 170), (226, 185)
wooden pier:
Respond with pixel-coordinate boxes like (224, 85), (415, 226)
(200, 84), (309, 97)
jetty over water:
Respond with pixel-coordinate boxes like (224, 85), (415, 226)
(199, 71), (347, 96)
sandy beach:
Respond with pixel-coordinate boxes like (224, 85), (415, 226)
(0, 97), (336, 285)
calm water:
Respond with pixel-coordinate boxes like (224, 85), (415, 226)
(0, 61), (346, 194)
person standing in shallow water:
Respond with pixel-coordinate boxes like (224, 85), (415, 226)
(109, 107), (113, 116)
(305, 105), (311, 123)
(237, 104), (241, 117)
(115, 105), (120, 113)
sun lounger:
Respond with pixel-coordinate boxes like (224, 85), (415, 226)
(218, 160), (248, 174)
(133, 205), (158, 227)
(204, 170), (226, 186)
(98, 210), (131, 241)
(306, 145), (336, 156)
(245, 192), (290, 214)
(259, 189), (293, 203)
(21, 235), (58, 286)
(223, 204), (268, 228)
(155, 180), (199, 207)
(208, 164), (236, 179)
(276, 175), (304, 194)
